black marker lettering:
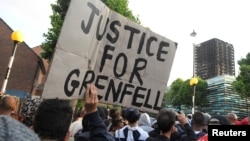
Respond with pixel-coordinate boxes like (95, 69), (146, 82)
(64, 69), (80, 97)
(81, 2), (99, 34)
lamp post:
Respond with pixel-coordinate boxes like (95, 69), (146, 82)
(1, 31), (24, 95)
(190, 30), (198, 115)
(190, 77), (198, 114)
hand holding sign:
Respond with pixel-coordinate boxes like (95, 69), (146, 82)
(84, 84), (98, 114)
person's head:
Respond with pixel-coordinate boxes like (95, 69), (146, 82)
(74, 108), (86, 121)
(191, 112), (205, 129)
(0, 95), (18, 116)
(109, 108), (120, 119)
(111, 116), (125, 130)
(96, 107), (106, 120)
(124, 108), (140, 124)
(0, 115), (40, 141)
(203, 113), (211, 125)
(207, 115), (229, 125)
(138, 112), (151, 127)
(33, 98), (73, 141)
(226, 112), (238, 125)
(157, 109), (176, 134)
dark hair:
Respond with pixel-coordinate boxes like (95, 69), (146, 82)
(97, 106), (108, 120)
(109, 108), (120, 119)
(33, 99), (73, 141)
(121, 108), (127, 120)
(192, 112), (205, 127)
(157, 110), (176, 133)
(208, 115), (229, 125)
(125, 108), (140, 123)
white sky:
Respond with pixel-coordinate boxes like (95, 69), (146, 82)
(1, 0), (250, 86)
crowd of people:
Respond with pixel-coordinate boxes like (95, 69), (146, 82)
(0, 84), (250, 141)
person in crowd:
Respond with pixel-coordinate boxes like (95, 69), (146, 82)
(138, 112), (154, 133)
(236, 116), (249, 125)
(178, 112), (207, 141)
(146, 109), (176, 141)
(114, 108), (149, 141)
(226, 112), (238, 125)
(190, 112), (207, 140)
(0, 95), (18, 117)
(109, 115), (125, 136)
(97, 106), (109, 127)
(148, 109), (196, 141)
(107, 108), (121, 131)
(20, 94), (43, 127)
(33, 98), (73, 141)
(69, 108), (86, 138)
(202, 112), (211, 133)
(0, 115), (40, 141)
(74, 84), (115, 141)
(207, 115), (229, 125)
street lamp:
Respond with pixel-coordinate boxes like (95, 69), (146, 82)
(190, 77), (198, 114)
(190, 30), (198, 115)
(1, 31), (24, 95)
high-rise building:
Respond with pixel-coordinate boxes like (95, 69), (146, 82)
(194, 38), (235, 80)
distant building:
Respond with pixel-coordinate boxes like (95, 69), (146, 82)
(195, 38), (235, 80)
(32, 46), (49, 96)
(205, 75), (248, 119)
(0, 18), (46, 97)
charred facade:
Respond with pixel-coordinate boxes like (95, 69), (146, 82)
(195, 38), (235, 80)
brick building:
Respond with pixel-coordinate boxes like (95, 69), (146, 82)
(0, 18), (46, 97)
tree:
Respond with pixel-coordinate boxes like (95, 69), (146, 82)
(41, 0), (140, 62)
(165, 78), (186, 110)
(232, 53), (250, 113)
(188, 78), (208, 111)
(165, 77), (208, 111)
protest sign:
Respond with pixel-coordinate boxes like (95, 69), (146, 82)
(42, 0), (177, 113)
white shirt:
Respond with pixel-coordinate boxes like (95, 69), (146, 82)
(69, 118), (83, 137)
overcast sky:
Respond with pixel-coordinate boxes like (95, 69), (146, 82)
(1, 0), (250, 86)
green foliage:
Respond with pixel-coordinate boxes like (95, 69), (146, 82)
(41, 0), (140, 62)
(233, 53), (250, 99)
(41, 0), (70, 62)
(76, 99), (83, 109)
(100, 0), (140, 24)
(165, 77), (208, 110)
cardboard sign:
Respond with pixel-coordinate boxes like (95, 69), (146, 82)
(42, 0), (177, 113)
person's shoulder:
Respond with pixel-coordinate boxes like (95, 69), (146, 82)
(197, 134), (208, 141)
(146, 137), (156, 141)
(195, 131), (207, 141)
(0, 115), (40, 141)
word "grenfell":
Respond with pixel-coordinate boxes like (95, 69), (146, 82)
(212, 129), (246, 136)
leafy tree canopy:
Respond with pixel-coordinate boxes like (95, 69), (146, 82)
(233, 53), (250, 99)
(41, 0), (140, 62)
(164, 77), (208, 110)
